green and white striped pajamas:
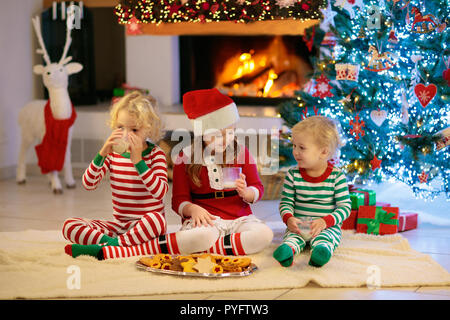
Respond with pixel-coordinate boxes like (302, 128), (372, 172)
(279, 164), (351, 257)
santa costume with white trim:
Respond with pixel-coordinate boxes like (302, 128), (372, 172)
(171, 88), (274, 256)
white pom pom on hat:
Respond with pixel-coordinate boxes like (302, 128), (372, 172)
(182, 88), (240, 134)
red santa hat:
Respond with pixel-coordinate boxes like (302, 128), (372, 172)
(182, 88), (240, 134)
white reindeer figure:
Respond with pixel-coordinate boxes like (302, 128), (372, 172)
(16, 12), (82, 194)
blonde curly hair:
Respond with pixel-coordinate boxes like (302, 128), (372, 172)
(108, 91), (163, 143)
(291, 115), (343, 159)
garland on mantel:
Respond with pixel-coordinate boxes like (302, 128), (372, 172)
(114, 0), (325, 24)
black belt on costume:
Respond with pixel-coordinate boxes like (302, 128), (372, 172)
(190, 190), (238, 199)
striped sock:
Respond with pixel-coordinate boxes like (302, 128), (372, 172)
(208, 233), (246, 256)
(101, 233), (180, 260)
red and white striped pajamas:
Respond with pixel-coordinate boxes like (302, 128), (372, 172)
(101, 233), (181, 259)
(62, 144), (168, 247)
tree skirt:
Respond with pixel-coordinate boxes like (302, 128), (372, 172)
(0, 230), (449, 299)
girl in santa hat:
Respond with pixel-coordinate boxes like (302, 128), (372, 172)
(170, 88), (274, 256)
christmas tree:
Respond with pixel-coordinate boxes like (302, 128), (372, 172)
(278, 0), (449, 200)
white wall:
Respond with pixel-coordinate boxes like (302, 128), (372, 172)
(125, 35), (180, 107)
(0, 0), (43, 178)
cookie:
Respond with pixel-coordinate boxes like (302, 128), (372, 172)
(221, 257), (232, 264)
(181, 264), (196, 273)
(139, 257), (156, 267)
(211, 255), (224, 263)
(179, 257), (195, 264)
(161, 263), (172, 270)
(154, 254), (172, 263)
(232, 257), (252, 268)
(212, 265), (223, 273)
(180, 259), (196, 273)
(169, 259), (184, 272)
(222, 264), (242, 273)
(197, 253), (216, 262)
(150, 261), (161, 269)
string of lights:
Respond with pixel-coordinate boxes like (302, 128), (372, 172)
(114, 0), (325, 24)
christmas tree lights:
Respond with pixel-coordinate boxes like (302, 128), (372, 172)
(114, 0), (325, 24)
(278, 0), (449, 200)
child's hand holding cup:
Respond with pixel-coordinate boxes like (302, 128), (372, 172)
(222, 167), (242, 189)
(298, 217), (314, 241)
(112, 130), (130, 154)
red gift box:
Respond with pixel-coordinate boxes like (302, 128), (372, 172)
(398, 212), (418, 232)
(356, 206), (399, 235)
(342, 209), (358, 230)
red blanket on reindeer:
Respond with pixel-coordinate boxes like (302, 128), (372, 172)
(35, 100), (77, 174)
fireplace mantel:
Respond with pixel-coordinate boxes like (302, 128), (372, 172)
(43, 0), (318, 35)
(139, 19), (319, 36)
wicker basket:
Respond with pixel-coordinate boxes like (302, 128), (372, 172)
(259, 170), (287, 200)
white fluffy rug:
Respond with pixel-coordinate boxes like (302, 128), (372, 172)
(0, 230), (449, 299)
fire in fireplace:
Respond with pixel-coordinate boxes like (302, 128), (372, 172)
(179, 35), (313, 105)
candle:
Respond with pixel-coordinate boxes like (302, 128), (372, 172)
(61, 1), (66, 20)
(79, 1), (83, 19)
(52, 1), (57, 20)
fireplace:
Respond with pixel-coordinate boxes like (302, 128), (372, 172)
(179, 35), (313, 106)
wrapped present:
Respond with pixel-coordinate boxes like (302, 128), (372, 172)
(352, 188), (376, 206)
(356, 206), (399, 235)
(350, 192), (365, 209)
(398, 212), (418, 232)
(342, 209), (358, 230)
(375, 202), (391, 207)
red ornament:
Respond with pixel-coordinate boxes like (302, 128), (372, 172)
(312, 74), (334, 99)
(418, 171), (429, 183)
(370, 155), (382, 171)
(443, 68), (450, 86)
(349, 114), (365, 141)
(211, 3), (219, 14)
(126, 16), (142, 36)
(302, 26), (315, 52)
(388, 29), (399, 44)
(169, 3), (183, 16)
(414, 83), (437, 108)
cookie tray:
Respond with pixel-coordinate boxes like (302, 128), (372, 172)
(136, 261), (258, 278)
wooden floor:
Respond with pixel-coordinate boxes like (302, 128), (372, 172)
(0, 175), (449, 300)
